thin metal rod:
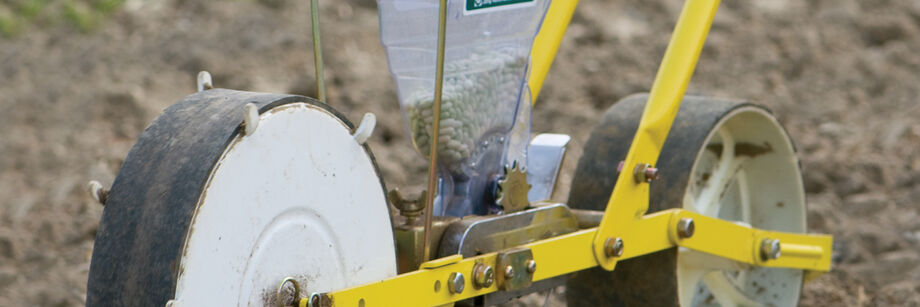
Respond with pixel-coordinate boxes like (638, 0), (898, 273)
(310, 0), (327, 102)
(422, 0), (449, 263)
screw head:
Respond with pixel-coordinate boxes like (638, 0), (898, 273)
(760, 238), (781, 261)
(472, 263), (495, 288)
(503, 265), (515, 279)
(604, 237), (625, 258)
(447, 272), (465, 294)
(677, 218), (695, 239)
(526, 260), (537, 274)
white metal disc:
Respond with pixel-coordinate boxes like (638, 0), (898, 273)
(170, 103), (396, 306)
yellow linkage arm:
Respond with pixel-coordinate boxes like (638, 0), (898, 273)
(528, 0), (578, 103)
(592, 0), (721, 270)
(311, 210), (831, 307)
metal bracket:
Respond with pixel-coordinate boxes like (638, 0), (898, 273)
(527, 133), (571, 202)
(495, 248), (534, 291)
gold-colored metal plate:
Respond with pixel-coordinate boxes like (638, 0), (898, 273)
(494, 248), (534, 291)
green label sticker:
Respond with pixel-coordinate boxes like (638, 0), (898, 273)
(465, 0), (535, 14)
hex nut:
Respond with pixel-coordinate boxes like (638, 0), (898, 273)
(472, 263), (495, 288)
(760, 238), (781, 261)
(447, 272), (465, 294)
(604, 237), (624, 258)
(677, 218), (695, 239)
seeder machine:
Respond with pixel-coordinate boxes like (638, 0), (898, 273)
(85, 0), (833, 306)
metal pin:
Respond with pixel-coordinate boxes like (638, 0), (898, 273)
(422, 0), (449, 264)
(197, 71), (213, 92)
(310, 0), (327, 101)
(243, 103), (259, 136)
(352, 113), (377, 145)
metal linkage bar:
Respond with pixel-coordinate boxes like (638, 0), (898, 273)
(306, 209), (831, 307)
(310, 0), (327, 101)
(422, 0), (450, 267)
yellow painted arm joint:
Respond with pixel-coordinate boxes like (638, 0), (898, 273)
(592, 0), (721, 271)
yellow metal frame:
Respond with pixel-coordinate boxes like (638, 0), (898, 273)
(305, 0), (834, 305)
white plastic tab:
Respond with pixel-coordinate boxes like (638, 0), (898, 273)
(352, 113), (377, 145)
(86, 180), (105, 204)
(196, 71), (213, 92)
(242, 103), (259, 136)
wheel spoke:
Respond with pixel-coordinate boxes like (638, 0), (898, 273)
(693, 128), (735, 214)
(693, 129), (753, 217)
(677, 266), (707, 306)
(736, 168), (752, 224)
(679, 248), (751, 272)
(702, 271), (764, 307)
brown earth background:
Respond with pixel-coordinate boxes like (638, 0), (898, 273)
(1, 0), (919, 306)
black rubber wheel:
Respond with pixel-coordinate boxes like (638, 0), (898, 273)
(86, 89), (392, 307)
(565, 94), (807, 306)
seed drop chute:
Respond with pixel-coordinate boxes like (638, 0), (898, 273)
(377, 0), (551, 216)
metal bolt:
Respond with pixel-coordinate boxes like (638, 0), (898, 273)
(677, 218), (695, 239)
(307, 293), (321, 307)
(503, 265), (515, 279)
(760, 238), (781, 261)
(472, 263), (495, 288)
(276, 277), (300, 307)
(633, 163), (659, 183)
(645, 167), (660, 181)
(447, 272), (465, 294)
(604, 237), (624, 258)
(526, 260), (537, 274)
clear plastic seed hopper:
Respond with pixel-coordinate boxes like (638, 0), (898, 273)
(377, 0), (551, 216)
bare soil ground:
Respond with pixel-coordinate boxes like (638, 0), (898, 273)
(1, 0), (918, 306)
